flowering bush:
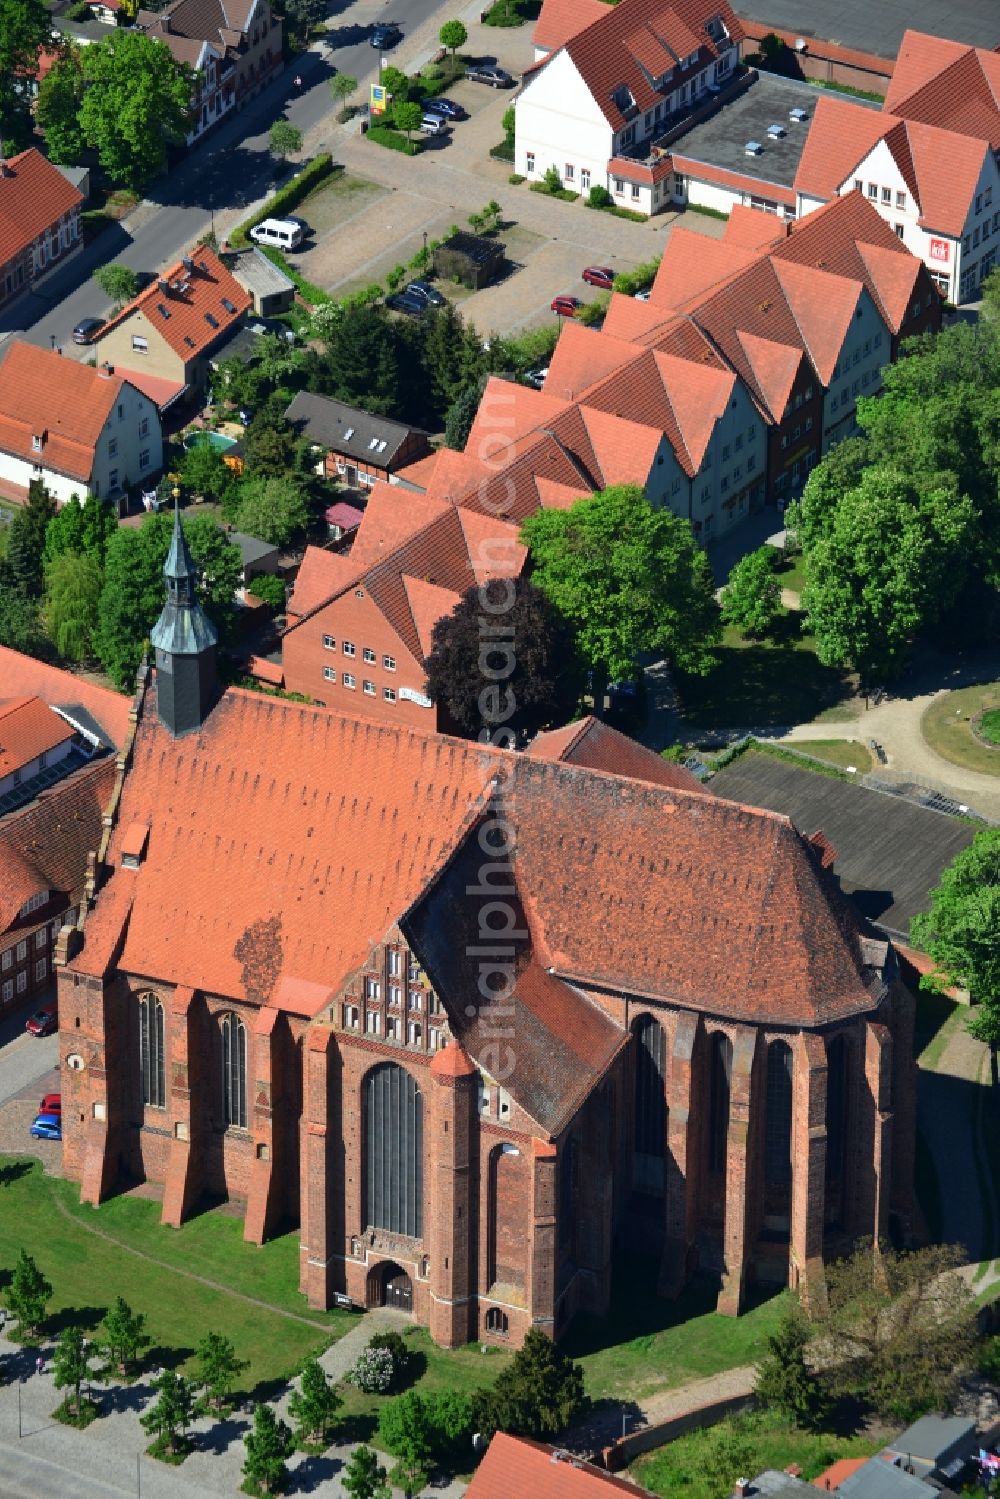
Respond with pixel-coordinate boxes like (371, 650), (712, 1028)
(347, 1346), (395, 1394)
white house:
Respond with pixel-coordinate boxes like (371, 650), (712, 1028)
(515, 0), (744, 216)
(0, 341), (163, 508)
(794, 94), (1000, 303)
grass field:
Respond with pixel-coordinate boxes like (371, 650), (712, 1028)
(0, 1157), (345, 1395)
(775, 552), (809, 598)
(675, 622), (853, 731)
(779, 739), (873, 773)
(921, 682), (1000, 777)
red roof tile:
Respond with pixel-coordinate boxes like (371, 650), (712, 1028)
(885, 30), (1000, 150)
(769, 259), (862, 385)
(0, 758), (115, 932)
(0, 149), (83, 268)
(532, 0), (606, 54)
(287, 548), (360, 617)
(0, 647), (131, 746)
(96, 246), (251, 362)
(527, 714), (702, 792)
(469, 1435), (656, 1498)
(0, 342), (133, 484)
(393, 450), (441, 491)
(651, 227), (758, 307)
(724, 203), (790, 251)
(401, 574), (462, 657)
(0, 697), (75, 777)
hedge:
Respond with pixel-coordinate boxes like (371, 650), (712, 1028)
(529, 182), (579, 202)
(684, 201), (729, 221)
(490, 140), (515, 162)
(259, 247), (332, 306)
(229, 154), (336, 248)
(611, 256), (661, 296)
(367, 124), (420, 155)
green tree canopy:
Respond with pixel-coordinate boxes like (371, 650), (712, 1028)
(330, 72), (358, 116)
(393, 99), (423, 142)
(439, 18), (467, 54)
(521, 484), (720, 702)
(912, 828), (1000, 1076)
(44, 551), (103, 662)
(79, 31), (193, 187)
(0, 576), (49, 658)
(0, 0), (51, 149)
(43, 493), (118, 569)
(269, 119), (302, 160)
(36, 43), (87, 164)
(379, 1391), (433, 1496)
(234, 475), (310, 548)
(754, 1304), (829, 1428)
(93, 263), (139, 314)
(180, 441), (237, 506)
(721, 545), (782, 638)
(379, 65), (408, 98)
(242, 1403), (294, 1495)
(7, 480), (57, 599)
(101, 1296), (151, 1376)
(140, 1369), (195, 1455)
(7, 1249), (52, 1336)
(289, 1359), (342, 1446)
(342, 1444), (390, 1499)
(443, 383), (481, 452)
(52, 1325), (94, 1416)
(471, 1327), (588, 1441)
(195, 1331), (249, 1412)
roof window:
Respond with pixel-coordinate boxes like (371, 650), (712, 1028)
(204, 312), (219, 328)
(745, 141), (763, 156)
(377, 439), (387, 453)
(221, 297), (236, 314)
(157, 303), (171, 319)
(767, 123), (785, 138)
(788, 107), (809, 123)
(368, 436), (380, 450)
(184, 335), (195, 348)
(343, 426), (355, 440)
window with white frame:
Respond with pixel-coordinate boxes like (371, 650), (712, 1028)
(896, 190), (906, 209)
(363, 680), (375, 695)
(407, 1022), (422, 1046)
(35, 929), (46, 949)
(389, 984), (401, 1005)
(565, 164), (574, 181)
(386, 1015), (400, 1040)
(132, 336), (148, 354)
(16, 940), (27, 961)
(344, 1004), (359, 1029)
(408, 990), (422, 1011)
(1, 981), (11, 1002)
(388, 950), (401, 977)
(323, 666), (336, 682)
(384, 687), (396, 702)
(343, 641), (355, 657)
(362, 646), (376, 662)
(17, 972), (27, 993)
(323, 635), (334, 649)
(1, 951), (10, 971)
(382, 655), (396, 670)
(139, 450), (150, 470)
(366, 1010), (381, 1035)
(343, 673), (355, 689)
(881, 186), (891, 204)
(526, 152), (534, 173)
(366, 977), (381, 1000)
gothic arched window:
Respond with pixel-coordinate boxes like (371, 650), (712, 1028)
(708, 1032), (733, 1174)
(139, 993), (165, 1108)
(221, 1012), (247, 1129)
(764, 1041), (793, 1187)
(633, 1014), (667, 1195)
(364, 1063), (423, 1238)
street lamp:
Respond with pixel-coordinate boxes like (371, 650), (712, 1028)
(49, 334), (55, 352)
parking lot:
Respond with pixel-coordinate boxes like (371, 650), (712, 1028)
(0, 998), (61, 1170)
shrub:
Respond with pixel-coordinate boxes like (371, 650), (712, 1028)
(369, 1330), (412, 1390)
(483, 0), (523, 24)
(587, 184), (613, 208)
(542, 163), (562, 193)
(229, 154), (335, 247)
(577, 298), (606, 326)
(367, 124), (419, 155)
(247, 573), (286, 610)
(508, 172), (526, 184)
(611, 256), (661, 296)
(490, 141), (515, 162)
(685, 201), (729, 220)
(347, 1345), (395, 1394)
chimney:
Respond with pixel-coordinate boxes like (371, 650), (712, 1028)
(157, 277), (170, 294)
(97, 362), (114, 379)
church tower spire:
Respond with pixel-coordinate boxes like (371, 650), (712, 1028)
(150, 501), (219, 736)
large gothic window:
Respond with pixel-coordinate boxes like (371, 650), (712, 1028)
(364, 1063), (422, 1238)
(139, 993), (165, 1108)
(633, 1014), (666, 1195)
(708, 1032), (733, 1174)
(826, 1035), (848, 1182)
(222, 1012), (247, 1129)
(559, 1135), (577, 1246)
(764, 1041), (793, 1187)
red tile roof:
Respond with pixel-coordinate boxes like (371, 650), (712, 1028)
(650, 227), (758, 307)
(0, 697), (75, 778)
(287, 548), (360, 617)
(468, 1436), (656, 1498)
(0, 149), (83, 269)
(97, 246), (251, 362)
(108, 367), (185, 412)
(0, 647), (131, 746)
(0, 758), (115, 933)
(527, 714), (702, 792)
(0, 342), (132, 484)
(532, 0), (606, 54)
(813, 1457), (870, 1490)
(884, 30), (1000, 150)
(724, 203), (790, 251)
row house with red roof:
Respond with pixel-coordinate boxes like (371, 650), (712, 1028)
(138, 0), (281, 124)
(0, 149), (84, 312)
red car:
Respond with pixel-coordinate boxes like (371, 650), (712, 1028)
(26, 1002), (57, 1037)
(39, 1092), (61, 1114)
(582, 265), (615, 289)
(551, 295), (583, 317)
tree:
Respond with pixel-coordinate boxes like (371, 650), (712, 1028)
(348, 1345), (395, 1394)
(243, 418), (297, 478)
(269, 119), (302, 161)
(702, 1415), (760, 1496)
(817, 1241), (976, 1421)
(912, 829), (1000, 1081)
(79, 31), (193, 188)
(785, 437), (869, 555)
(44, 551), (103, 662)
(180, 440), (235, 505)
(247, 571), (285, 610)
(93, 263), (139, 315)
(234, 476), (310, 548)
(96, 512), (242, 689)
(101, 1296), (150, 1377)
(444, 383), (481, 451)
(800, 468), (975, 683)
(36, 44), (87, 164)
(754, 1304), (829, 1428)
(7, 1250), (53, 1337)
(426, 578), (582, 745)
(329, 72), (357, 119)
(379, 65), (409, 100)
(43, 493), (118, 569)
(342, 1444), (390, 1499)
(521, 485), (720, 709)
(393, 100), (422, 144)
(289, 1359), (341, 1447)
(439, 18), (467, 56)
(195, 1331), (249, 1412)
(242, 1402), (294, 1495)
(471, 1327), (588, 1441)
(319, 306), (401, 415)
(721, 546), (783, 638)
(379, 1392), (433, 1496)
(140, 1369), (195, 1456)
(7, 480), (57, 599)
(0, 576), (49, 658)
(0, 0), (51, 150)
(52, 1326), (94, 1417)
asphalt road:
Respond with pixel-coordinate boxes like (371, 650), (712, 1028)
(3, 0), (453, 354)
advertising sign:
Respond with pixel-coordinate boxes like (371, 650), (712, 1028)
(370, 83), (388, 116)
(929, 237), (950, 264)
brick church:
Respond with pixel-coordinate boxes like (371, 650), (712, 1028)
(58, 512), (916, 1347)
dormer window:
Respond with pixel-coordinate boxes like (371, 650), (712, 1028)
(31, 433), (43, 453)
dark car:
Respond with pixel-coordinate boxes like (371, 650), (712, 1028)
(370, 22), (401, 47)
(551, 295), (582, 317)
(405, 280), (445, 307)
(39, 1092), (61, 1115)
(72, 317), (104, 345)
(423, 97), (467, 120)
(30, 1113), (62, 1142)
(385, 290), (427, 316)
(26, 1002), (58, 1037)
(582, 265), (615, 289)
(466, 64), (514, 88)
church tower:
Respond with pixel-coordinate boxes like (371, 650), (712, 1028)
(150, 503), (218, 737)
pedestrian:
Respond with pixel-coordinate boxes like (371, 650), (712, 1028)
(294, 74), (302, 89)
(35, 1355), (44, 1376)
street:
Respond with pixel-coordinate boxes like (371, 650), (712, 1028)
(1, 0), (464, 354)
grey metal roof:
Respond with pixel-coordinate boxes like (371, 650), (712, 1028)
(708, 752), (976, 939)
(229, 247), (295, 298)
(747, 1471), (815, 1499)
(228, 530), (279, 567)
(736, 0), (999, 60)
(284, 392), (421, 470)
(885, 1416), (976, 1464)
(841, 1462), (940, 1499)
(150, 509), (219, 655)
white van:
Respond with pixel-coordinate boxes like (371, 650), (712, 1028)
(420, 114), (448, 135)
(250, 217), (305, 251)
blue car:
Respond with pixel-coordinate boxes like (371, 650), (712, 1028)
(30, 1112), (62, 1141)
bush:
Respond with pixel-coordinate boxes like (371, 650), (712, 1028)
(685, 201), (729, 220)
(229, 154), (335, 247)
(541, 163), (562, 193)
(483, 0), (524, 24)
(587, 184), (613, 208)
(247, 573), (286, 610)
(611, 256), (661, 296)
(490, 141), (515, 162)
(367, 124), (419, 155)
(508, 172), (525, 184)
(577, 298), (607, 326)
(347, 1345), (395, 1394)
(530, 182), (578, 202)
(369, 1330), (412, 1391)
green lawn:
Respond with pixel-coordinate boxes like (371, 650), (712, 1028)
(675, 623), (853, 731)
(633, 1409), (884, 1499)
(775, 553), (809, 598)
(0, 1157), (346, 1395)
(921, 682), (1000, 777)
(779, 739), (873, 773)
(913, 989), (964, 1071)
(564, 1255), (789, 1403)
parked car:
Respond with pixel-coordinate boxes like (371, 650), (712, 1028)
(465, 64), (514, 88)
(633, 288), (652, 302)
(30, 1113), (62, 1142)
(386, 290), (427, 317)
(39, 1093), (61, 1115)
(423, 97), (467, 120)
(551, 295), (582, 317)
(370, 21), (401, 47)
(419, 112), (449, 136)
(523, 366), (549, 388)
(72, 317), (104, 345)
(26, 1002), (58, 1037)
(406, 280), (445, 307)
(582, 265), (615, 289)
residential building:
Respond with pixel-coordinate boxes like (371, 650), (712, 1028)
(0, 342), (163, 508)
(0, 148), (84, 312)
(60, 531), (917, 1346)
(881, 1416), (977, 1486)
(138, 0), (281, 119)
(516, 0), (745, 214)
(94, 246), (252, 406)
(285, 394), (431, 491)
(468, 1435), (657, 1497)
(152, 32), (234, 146)
(228, 530), (280, 604)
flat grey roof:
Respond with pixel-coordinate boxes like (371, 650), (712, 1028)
(885, 1416), (976, 1463)
(230, 247), (295, 297)
(736, 0), (999, 60)
(672, 73), (877, 191)
(229, 530), (279, 566)
(840, 1462), (935, 1499)
(708, 752), (976, 938)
